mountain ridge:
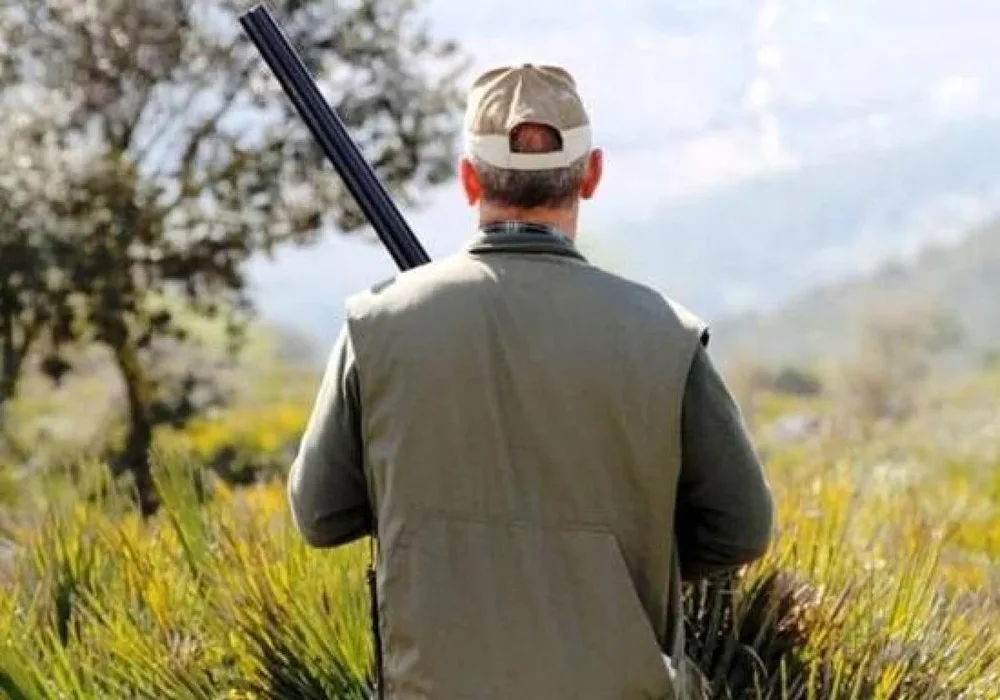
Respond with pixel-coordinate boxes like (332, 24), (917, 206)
(710, 216), (1000, 371)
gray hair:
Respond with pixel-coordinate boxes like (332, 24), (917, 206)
(471, 123), (588, 210)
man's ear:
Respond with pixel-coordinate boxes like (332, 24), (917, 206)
(580, 148), (603, 200)
(459, 156), (481, 206)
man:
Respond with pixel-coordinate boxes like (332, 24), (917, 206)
(287, 64), (774, 700)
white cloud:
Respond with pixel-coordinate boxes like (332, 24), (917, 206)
(812, 8), (834, 26)
(931, 75), (984, 118)
(775, 0), (1000, 115)
(745, 0), (797, 170)
(756, 45), (783, 70)
(755, 0), (782, 35)
(603, 128), (788, 205)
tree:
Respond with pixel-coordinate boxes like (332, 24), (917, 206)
(0, 0), (466, 514)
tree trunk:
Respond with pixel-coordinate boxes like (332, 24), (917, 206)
(111, 339), (160, 517)
(0, 308), (30, 461)
(1, 301), (45, 416)
(0, 308), (20, 418)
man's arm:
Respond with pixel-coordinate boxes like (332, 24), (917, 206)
(675, 344), (774, 581)
(287, 322), (372, 548)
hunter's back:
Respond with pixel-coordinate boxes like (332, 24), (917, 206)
(345, 230), (706, 699)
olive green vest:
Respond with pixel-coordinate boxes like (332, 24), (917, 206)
(346, 228), (708, 700)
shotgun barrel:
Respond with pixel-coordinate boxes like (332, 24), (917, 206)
(238, 2), (432, 272)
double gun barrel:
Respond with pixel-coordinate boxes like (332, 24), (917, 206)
(238, 3), (432, 272)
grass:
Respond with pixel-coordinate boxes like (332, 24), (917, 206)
(2, 456), (374, 699)
(1, 366), (998, 698)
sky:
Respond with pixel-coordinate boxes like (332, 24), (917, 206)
(248, 0), (1000, 349)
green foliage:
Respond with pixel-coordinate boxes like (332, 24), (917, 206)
(0, 465), (18, 508)
(1, 456), (374, 698)
(155, 399), (310, 486)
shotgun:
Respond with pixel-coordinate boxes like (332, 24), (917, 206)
(238, 2), (432, 272)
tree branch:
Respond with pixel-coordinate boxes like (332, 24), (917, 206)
(160, 61), (255, 210)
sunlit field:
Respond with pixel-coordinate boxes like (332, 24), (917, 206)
(1, 362), (998, 699)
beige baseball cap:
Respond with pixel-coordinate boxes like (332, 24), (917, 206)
(463, 64), (592, 171)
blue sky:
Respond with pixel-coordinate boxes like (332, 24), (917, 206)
(249, 0), (1000, 347)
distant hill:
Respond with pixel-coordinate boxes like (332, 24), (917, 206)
(625, 118), (1000, 319)
(711, 218), (1000, 371)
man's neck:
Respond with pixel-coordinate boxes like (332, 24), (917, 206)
(478, 204), (579, 241)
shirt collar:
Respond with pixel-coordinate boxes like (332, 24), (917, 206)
(464, 220), (588, 262)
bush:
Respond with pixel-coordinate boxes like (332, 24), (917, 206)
(155, 402), (309, 487)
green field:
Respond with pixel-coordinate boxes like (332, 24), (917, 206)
(1, 355), (999, 699)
